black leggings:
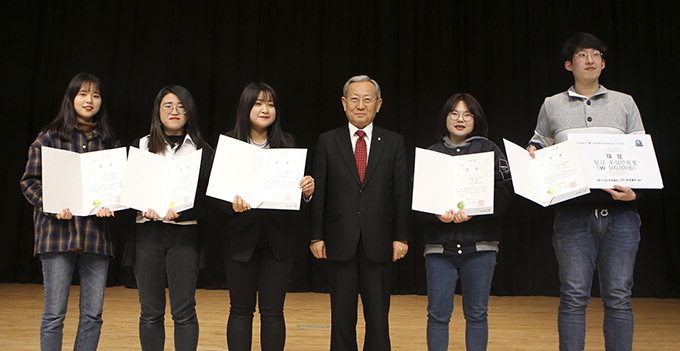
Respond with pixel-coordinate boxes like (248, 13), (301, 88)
(223, 245), (293, 351)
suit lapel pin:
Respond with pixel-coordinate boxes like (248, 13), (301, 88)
(377, 137), (381, 141)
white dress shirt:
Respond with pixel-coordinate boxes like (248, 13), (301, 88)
(348, 122), (373, 162)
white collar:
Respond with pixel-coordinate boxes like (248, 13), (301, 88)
(165, 134), (197, 154)
(567, 85), (608, 99)
(348, 122), (373, 139)
(185, 133), (196, 144)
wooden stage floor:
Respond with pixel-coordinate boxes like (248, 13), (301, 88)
(1, 284), (678, 350)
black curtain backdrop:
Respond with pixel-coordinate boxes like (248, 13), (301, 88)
(2, 1), (678, 297)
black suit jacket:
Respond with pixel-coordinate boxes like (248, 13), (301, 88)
(221, 207), (294, 262)
(219, 132), (301, 263)
(311, 125), (410, 262)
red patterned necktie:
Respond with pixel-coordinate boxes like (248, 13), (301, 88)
(355, 130), (367, 183)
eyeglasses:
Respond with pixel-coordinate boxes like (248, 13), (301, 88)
(161, 103), (187, 115)
(573, 50), (603, 60)
(347, 96), (378, 106)
(447, 110), (474, 122)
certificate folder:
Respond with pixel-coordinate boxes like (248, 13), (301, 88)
(503, 139), (590, 207)
(412, 147), (494, 216)
(120, 147), (203, 215)
(206, 135), (307, 210)
(41, 146), (128, 216)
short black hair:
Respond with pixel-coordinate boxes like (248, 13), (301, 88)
(434, 93), (488, 141)
(561, 32), (608, 62)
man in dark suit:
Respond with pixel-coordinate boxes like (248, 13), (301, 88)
(310, 75), (410, 351)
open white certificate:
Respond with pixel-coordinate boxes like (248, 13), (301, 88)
(504, 139), (590, 207)
(42, 146), (128, 216)
(569, 133), (663, 189)
(206, 135), (308, 210)
(121, 147), (202, 215)
(412, 148), (494, 216)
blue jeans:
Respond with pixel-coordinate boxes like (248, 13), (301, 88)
(553, 207), (640, 351)
(40, 252), (109, 351)
(134, 222), (200, 351)
(426, 251), (496, 351)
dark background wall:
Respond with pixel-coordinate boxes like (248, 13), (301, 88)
(1, 1), (678, 297)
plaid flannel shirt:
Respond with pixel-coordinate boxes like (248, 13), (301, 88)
(20, 127), (120, 256)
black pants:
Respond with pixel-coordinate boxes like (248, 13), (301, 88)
(134, 222), (200, 351)
(327, 241), (393, 351)
(223, 243), (293, 351)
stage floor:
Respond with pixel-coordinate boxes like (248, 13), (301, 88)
(1, 284), (678, 350)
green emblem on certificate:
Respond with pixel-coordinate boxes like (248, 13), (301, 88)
(547, 187), (556, 195)
(457, 201), (465, 210)
(92, 199), (101, 207)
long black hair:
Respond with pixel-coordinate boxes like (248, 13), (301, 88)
(434, 93), (489, 141)
(231, 82), (293, 148)
(147, 85), (209, 154)
(42, 72), (116, 145)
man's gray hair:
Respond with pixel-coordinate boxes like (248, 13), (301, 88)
(342, 75), (381, 99)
